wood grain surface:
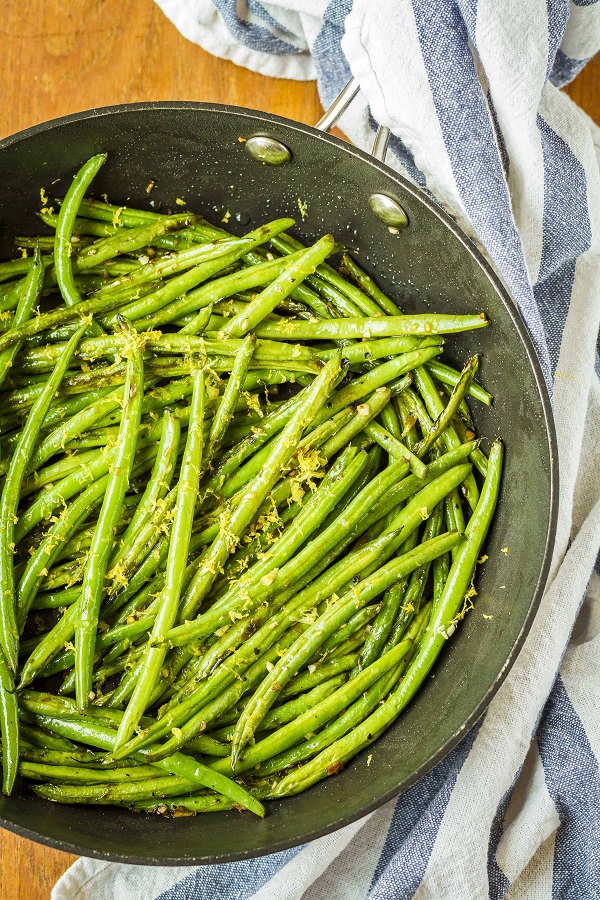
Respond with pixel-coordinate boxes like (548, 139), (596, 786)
(0, 2), (598, 897)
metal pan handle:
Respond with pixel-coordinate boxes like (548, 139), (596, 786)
(314, 77), (390, 164)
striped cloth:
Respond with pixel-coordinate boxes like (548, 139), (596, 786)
(53, 2), (600, 898)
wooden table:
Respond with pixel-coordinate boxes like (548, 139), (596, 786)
(1, 2), (598, 896)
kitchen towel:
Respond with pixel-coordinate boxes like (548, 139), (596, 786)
(53, 1), (600, 897)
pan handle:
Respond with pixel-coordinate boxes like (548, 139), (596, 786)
(314, 77), (391, 164)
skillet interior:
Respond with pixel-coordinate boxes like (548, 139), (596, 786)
(0, 103), (557, 864)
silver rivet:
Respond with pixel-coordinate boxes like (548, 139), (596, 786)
(245, 136), (292, 166)
(368, 193), (408, 229)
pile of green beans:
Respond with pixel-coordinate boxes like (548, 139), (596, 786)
(0, 154), (503, 818)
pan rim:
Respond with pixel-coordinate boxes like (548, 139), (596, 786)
(0, 100), (559, 866)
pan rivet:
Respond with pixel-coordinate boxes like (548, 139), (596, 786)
(245, 136), (292, 166)
(368, 193), (408, 229)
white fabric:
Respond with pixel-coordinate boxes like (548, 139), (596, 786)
(53, 1), (600, 897)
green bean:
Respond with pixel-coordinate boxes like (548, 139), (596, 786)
(100, 536), (172, 622)
(202, 335), (255, 474)
(316, 336), (441, 366)
(28, 711), (264, 815)
(108, 487), (177, 592)
(437, 380), (473, 426)
(218, 637), (414, 776)
(16, 475), (109, 629)
(140, 353), (319, 379)
(445, 488), (466, 560)
(276, 655), (360, 701)
(261, 608), (430, 780)
(413, 356), (479, 458)
(274, 446), (503, 796)
(180, 302), (213, 336)
(132, 795), (238, 814)
(114, 362), (206, 748)
(26, 386), (126, 475)
(112, 411), (180, 559)
(230, 530), (464, 766)
(20, 609), (82, 678)
(75, 199), (166, 226)
(20, 761), (163, 784)
(413, 365), (479, 510)
(93, 239), (244, 298)
(210, 678), (346, 741)
(268, 461), (470, 603)
(101, 220), (295, 324)
(237, 313), (489, 341)
(30, 776), (195, 804)
(360, 443), (478, 539)
(165, 454), (412, 650)
(270, 235), (382, 318)
(187, 447), (366, 682)
(75, 321), (144, 711)
(74, 214), (196, 271)
(201, 386), (310, 496)
(71, 200), (227, 247)
(319, 388), (391, 458)
(16, 445), (156, 544)
(18, 744), (98, 766)
(363, 421), (427, 478)
(30, 587), (81, 610)
(19, 686), (219, 755)
(212, 427), (308, 502)
(0, 177), (508, 812)
(37, 558), (83, 592)
(0, 319), (88, 670)
(290, 406), (355, 456)
(54, 154), (107, 338)
(318, 605), (379, 657)
(159, 521), (396, 734)
(126, 629), (310, 762)
(299, 275), (362, 318)
(0, 256), (44, 283)
(220, 236), (335, 337)
(450, 414), (489, 478)
(157, 580), (314, 721)
(378, 400), (403, 440)
(0, 245), (44, 390)
(426, 359), (492, 406)
(27, 233), (86, 249)
(152, 253), (304, 333)
(0, 646), (18, 793)
(0, 280), (144, 354)
(432, 549), (450, 609)
(208, 446), (362, 612)
(18, 721), (78, 751)
(14, 386), (115, 433)
(354, 546), (418, 676)
(241, 369), (312, 391)
(316, 348), (440, 424)
(178, 353), (342, 622)
(20, 691), (227, 761)
(379, 507), (442, 660)
(339, 253), (400, 316)
(39, 208), (122, 238)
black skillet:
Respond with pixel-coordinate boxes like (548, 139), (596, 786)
(0, 79), (557, 864)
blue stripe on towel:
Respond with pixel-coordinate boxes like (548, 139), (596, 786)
(368, 724), (481, 899)
(212, 0), (301, 54)
(534, 114), (592, 372)
(411, 0), (552, 384)
(537, 676), (600, 899)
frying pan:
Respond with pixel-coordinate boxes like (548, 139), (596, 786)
(0, 79), (558, 865)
